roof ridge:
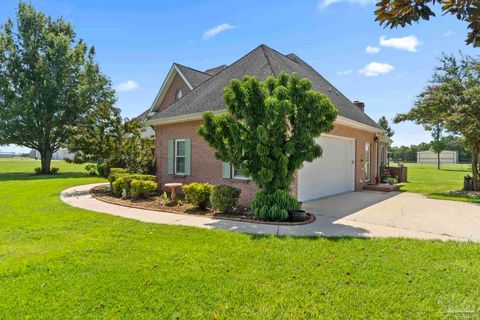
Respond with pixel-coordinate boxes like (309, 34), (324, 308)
(174, 63), (212, 76)
(260, 44), (277, 75)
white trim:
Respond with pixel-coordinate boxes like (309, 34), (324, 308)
(322, 133), (356, 141)
(173, 65), (194, 90)
(174, 139), (186, 175)
(336, 115), (384, 133)
(147, 111), (384, 135)
(364, 142), (371, 182)
(145, 110), (225, 126)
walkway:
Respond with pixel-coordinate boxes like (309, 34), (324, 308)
(60, 183), (480, 242)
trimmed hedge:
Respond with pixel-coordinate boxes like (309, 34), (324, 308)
(210, 185), (241, 213)
(130, 180), (157, 199)
(108, 168), (129, 185)
(182, 182), (213, 210)
(111, 173), (157, 197)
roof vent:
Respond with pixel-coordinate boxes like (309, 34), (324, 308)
(353, 100), (365, 112)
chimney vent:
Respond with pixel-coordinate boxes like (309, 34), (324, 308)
(353, 100), (365, 112)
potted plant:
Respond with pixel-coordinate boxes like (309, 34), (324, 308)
(288, 201), (307, 222)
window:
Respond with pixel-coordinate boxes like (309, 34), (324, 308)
(175, 139), (186, 175)
(232, 165), (248, 179)
(364, 142), (371, 182)
(175, 89), (183, 101)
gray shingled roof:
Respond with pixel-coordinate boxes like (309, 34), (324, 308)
(174, 63), (211, 88)
(147, 45), (380, 128)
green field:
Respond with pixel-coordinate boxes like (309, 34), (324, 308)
(1, 158), (480, 319)
(391, 163), (479, 203)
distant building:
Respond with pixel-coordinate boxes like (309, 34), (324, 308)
(417, 150), (458, 164)
(31, 148), (75, 161)
(0, 152), (16, 158)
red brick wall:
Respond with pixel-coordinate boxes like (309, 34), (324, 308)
(157, 73), (191, 111)
(154, 120), (381, 205)
(154, 120), (257, 205)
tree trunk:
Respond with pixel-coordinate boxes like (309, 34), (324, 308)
(472, 145), (480, 191)
(437, 152), (440, 170)
(40, 150), (53, 174)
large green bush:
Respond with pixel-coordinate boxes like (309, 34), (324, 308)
(97, 162), (108, 178)
(251, 190), (300, 221)
(130, 180), (157, 199)
(210, 185), (241, 213)
(182, 183), (213, 210)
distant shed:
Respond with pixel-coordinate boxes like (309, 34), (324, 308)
(417, 150), (458, 164)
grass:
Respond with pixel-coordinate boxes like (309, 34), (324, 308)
(396, 163), (480, 203)
(1, 158), (480, 319)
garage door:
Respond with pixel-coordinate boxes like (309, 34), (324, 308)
(298, 135), (355, 201)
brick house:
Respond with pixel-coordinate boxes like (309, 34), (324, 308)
(139, 45), (390, 205)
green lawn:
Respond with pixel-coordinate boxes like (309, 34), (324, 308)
(1, 158), (480, 319)
(397, 163), (480, 203)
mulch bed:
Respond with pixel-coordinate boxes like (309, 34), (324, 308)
(90, 185), (315, 225)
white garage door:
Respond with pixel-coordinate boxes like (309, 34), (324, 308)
(298, 135), (355, 201)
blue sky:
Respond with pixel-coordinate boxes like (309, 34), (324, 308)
(0, 0), (476, 153)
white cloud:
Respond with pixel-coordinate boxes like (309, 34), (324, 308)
(359, 62), (394, 77)
(444, 30), (456, 37)
(202, 23), (236, 40)
(116, 80), (139, 92)
(365, 46), (380, 54)
(318, 0), (374, 9)
(379, 35), (420, 52)
(337, 69), (353, 76)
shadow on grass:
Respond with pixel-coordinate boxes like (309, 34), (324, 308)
(429, 192), (480, 204)
(0, 172), (95, 182)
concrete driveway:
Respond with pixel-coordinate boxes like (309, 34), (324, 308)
(299, 191), (480, 242)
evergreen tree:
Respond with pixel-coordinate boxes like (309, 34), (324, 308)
(199, 73), (337, 221)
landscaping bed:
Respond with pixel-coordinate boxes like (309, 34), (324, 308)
(91, 184), (315, 225)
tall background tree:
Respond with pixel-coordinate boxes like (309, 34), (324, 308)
(378, 116), (394, 138)
(0, 2), (115, 173)
(375, 0), (480, 47)
(199, 73), (337, 221)
(395, 53), (480, 190)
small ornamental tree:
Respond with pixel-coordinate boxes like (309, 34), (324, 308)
(429, 124), (447, 170)
(198, 73), (337, 221)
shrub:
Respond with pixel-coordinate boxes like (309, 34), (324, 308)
(159, 191), (170, 205)
(386, 177), (397, 185)
(251, 190), (300, 221)
(85, 164), (97, 176)
(182, 183), (213, 210)
(97, 163), (108, 178)
(108, 168), (129, 185)
(50, 167), (59, 175)
(210, 185), (241, 213)
(34, 167), (42, 175)
(112, 174), (156, 197)
(130, 180), (157, 199)
(112, 176), (128, 196)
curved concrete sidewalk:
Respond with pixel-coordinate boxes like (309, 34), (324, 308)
(61, 183), (472, 241)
